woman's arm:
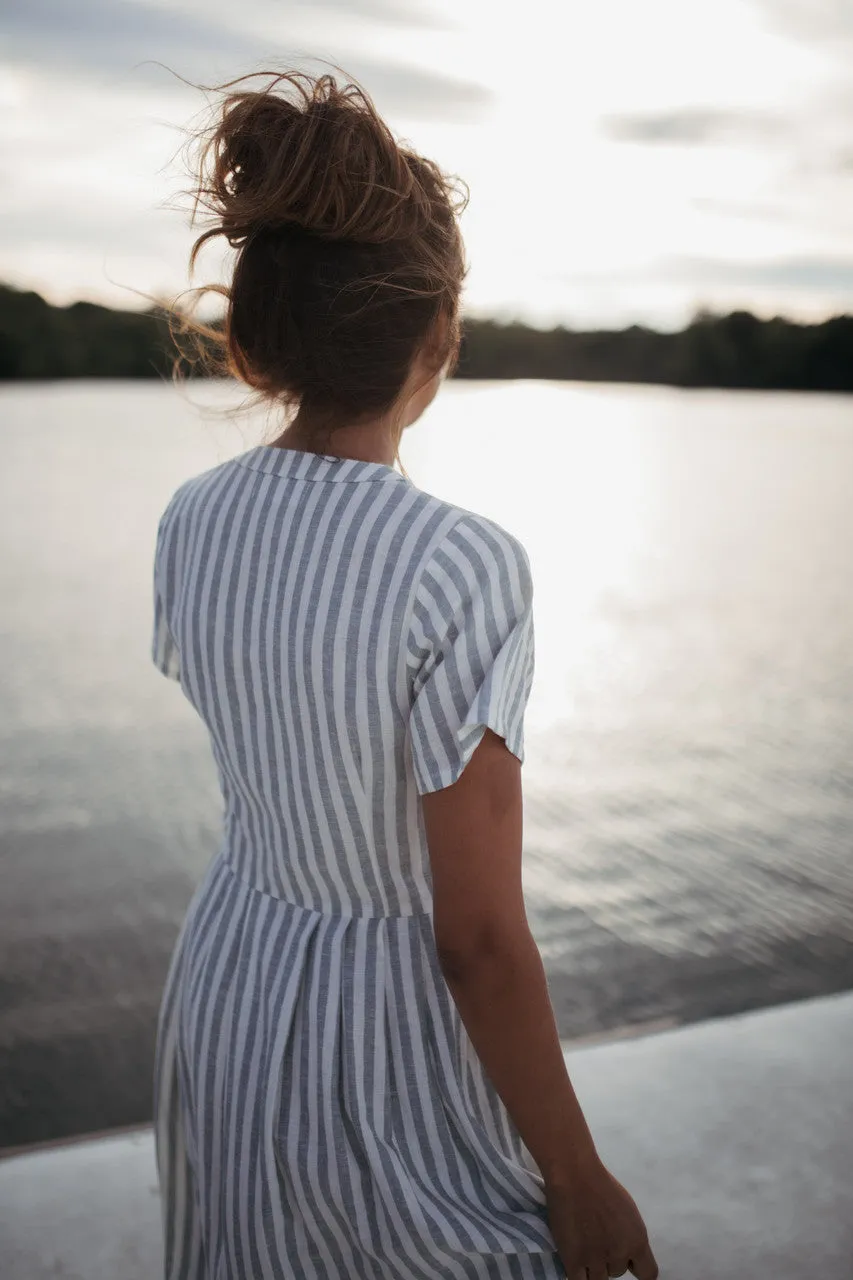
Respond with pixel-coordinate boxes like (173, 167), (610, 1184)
(421, 728), (658, 1280)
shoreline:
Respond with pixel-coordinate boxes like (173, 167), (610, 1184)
(5, 992), (851, 1280)
(3, 953), (853, 1154)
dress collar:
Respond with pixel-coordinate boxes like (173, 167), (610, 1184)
(235, 445), (408, 485)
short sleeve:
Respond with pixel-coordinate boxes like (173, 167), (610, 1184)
(407, 514), (535, 795)
(151, 499), (182, 683)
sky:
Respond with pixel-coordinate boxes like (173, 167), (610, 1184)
(2, 0), (852, 331)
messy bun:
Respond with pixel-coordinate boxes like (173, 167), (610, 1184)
(172, 69), (469, 450)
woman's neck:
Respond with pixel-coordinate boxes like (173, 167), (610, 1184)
(272, 414), (400, 466)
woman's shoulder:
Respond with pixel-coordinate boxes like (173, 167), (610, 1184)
(406, 485), (532, 591)
(156, 456), (236, 527)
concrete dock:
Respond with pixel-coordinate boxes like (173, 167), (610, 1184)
(1, 990), (851, 1279)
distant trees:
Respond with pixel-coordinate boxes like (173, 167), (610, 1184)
(0, 286), (183, 380)
(1, 283), (851, 392)
(456, 310), (853, 392)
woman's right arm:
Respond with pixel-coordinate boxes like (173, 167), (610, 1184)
(421, 728), (659, 1280)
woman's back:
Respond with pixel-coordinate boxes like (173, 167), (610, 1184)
(153, 442), (534, 914)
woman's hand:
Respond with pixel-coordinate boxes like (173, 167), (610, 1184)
(544, 1157), (659, 1280)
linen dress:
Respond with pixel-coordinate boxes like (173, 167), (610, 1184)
(151, 442), (565, 1280)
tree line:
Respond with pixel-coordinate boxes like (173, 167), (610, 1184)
(1, 282), (851, 392)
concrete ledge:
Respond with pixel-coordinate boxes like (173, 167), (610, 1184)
(0, 1126), (161, 1278)
(1, 990), (851, 1279)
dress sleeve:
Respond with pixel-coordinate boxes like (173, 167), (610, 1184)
(151, 499), (182, 683)
(407, 514), (535, 795)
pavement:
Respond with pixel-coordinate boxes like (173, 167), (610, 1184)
(1, 989), (851, 1279)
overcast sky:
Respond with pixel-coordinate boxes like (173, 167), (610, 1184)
(3, 0), (852, 329)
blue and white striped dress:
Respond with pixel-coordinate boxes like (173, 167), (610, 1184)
(151, 442), (564, 1280)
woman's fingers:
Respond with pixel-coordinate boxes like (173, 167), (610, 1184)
(566, 1242), (657, 1279)
(566, 1262), (607, 1280)
(628, 1241), (659, 1280)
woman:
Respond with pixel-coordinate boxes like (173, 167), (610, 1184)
(152, 69), (658, 1280)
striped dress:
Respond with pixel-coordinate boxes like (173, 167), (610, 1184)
(151, 442), (564, 1280)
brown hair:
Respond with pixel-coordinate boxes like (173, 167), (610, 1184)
(169, 68), (469, 465)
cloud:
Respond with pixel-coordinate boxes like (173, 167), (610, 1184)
(2, 0), (489, 122)
(691, 196), (796, 223)
(660, 254), (853, 294)
(297, 0), (454, 27)
(559, 253), (853, 299)
(750, 0), (853, 48)
(601, 107), (788, 146)
(4, 0), (248, 76)
(0, 202), (172, 258)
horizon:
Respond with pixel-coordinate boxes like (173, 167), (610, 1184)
(2, 0), (852, 331)
(5, 277), (852, 337)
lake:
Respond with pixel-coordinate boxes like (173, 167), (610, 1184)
(2, 378), (852, 1148)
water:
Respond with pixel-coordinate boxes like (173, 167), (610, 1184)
(2, 379), (852, 1148)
